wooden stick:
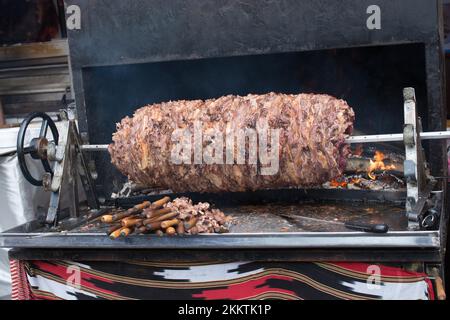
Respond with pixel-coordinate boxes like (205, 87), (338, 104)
(177, 222), (185, 235)
(135, 220), (144, 228)
(435, 275), (446, 300)
(144, 211), (178, 224)
(152, 211), (179, 223)
(107, 223), (122, 235)
(134, 200), (152, 211)
(122, 218), (143, 228)
(135, 226), (148, 234)
(429, 268), (446, 300)
(101, 207), (127, 222)
(101, 211), (123, 223)
(150, 196), (171, 209)
(165, 227), (176, 236)
(184, 216), (198, 230)
(161, 219), (179, 229)
(109, 227), (126, 239)
(112, 201), (151, 221)
(120, 216), (135, 224)
(106, 196), (170, 221)
(145, 207), (172, 219)
(120, 227), (132, 237)
(145, 221), (162, 231)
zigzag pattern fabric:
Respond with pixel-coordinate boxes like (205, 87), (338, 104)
(10, 260), (434, 300)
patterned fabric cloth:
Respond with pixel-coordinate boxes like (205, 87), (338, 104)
(9, 260), (33, 300)
(10, 260), (434, 300)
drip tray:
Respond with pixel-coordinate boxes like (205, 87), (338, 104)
(226, 202), (407, 233)
(0, 201), (438, 250)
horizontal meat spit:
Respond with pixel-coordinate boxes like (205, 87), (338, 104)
(80, 130), (450, 151)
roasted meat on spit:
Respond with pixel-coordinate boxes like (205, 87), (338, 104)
(109, 93), (355, 192)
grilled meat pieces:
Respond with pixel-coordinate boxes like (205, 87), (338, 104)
(109, 92), (354, 192)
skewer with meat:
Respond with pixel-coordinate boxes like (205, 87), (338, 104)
(109, 92), (355, 192)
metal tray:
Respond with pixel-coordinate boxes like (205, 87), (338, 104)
(0, 189), (439, 250)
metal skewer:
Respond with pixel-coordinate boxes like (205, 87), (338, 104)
(80, 144), (109, 151)
(80, 130), (450, 151)
(347, 131), (450, 144)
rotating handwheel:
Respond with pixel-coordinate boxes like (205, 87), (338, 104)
(17, 112), (59, 186)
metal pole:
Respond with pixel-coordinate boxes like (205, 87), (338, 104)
(347, 131), (450, 144)
(80, 131), (450, 151)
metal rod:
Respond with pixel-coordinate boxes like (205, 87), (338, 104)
(346, 134), (405, 144)
(347, 131), (450, 144)
(80, 131), (450, 151)
(80, 144), (109, 151)
(419, 131), (450, 140)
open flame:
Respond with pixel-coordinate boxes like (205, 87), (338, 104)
(328, 150), (398, 189)
(330, 179), (348, 188)
(367, 151), (396, 180)
(330, 177), (362, 188)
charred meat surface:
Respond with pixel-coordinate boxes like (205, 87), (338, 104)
(109, 93), (355, 192)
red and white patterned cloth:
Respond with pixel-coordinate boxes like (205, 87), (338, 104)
(10, 260), (33, 300)
(10, 260), (434, 300)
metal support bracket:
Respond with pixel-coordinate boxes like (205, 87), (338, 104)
(403, 88), (429, 230)
(45, 109), (99, 225)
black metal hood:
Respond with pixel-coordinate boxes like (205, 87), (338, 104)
(64, 0), (446, 197)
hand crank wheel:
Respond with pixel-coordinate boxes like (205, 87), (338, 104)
(16, 112), (59, 186)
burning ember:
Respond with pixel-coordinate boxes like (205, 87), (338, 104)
(330, 177), (348, 188)
(322, 149), (404, 191)
(330, 179), (348, 188)
(329, 177), (362, 189)
(367, 151), (396, 180)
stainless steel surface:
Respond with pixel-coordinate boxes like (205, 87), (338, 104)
(226, 202), (407, 232)
(0, 40), (70, 122)
(0, 231), (440, 249)
(0, 199), (438, 249)
(1, 195), (433, 250)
